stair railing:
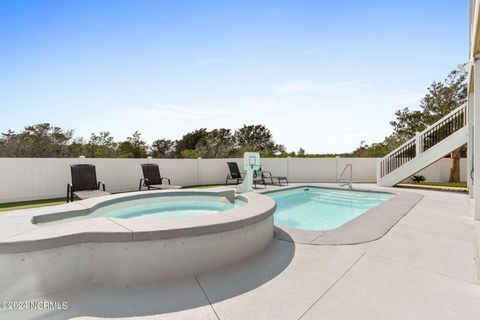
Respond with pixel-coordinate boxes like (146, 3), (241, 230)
(379, 103), (467, 178)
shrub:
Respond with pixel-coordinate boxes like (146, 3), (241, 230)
(411, 175), (426, 183)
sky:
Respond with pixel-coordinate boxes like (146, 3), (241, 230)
(0, 0), (468, 154)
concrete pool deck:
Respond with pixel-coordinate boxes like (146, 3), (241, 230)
(1, 183), (480, 320)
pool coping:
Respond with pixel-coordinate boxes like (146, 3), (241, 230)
(258, 184), (423, 245)
(0, 189), (276, 254)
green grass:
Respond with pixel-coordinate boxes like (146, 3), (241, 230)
(417, 182), (467, 188)
(0, 198), (67, 212)
(183, 184), (223, 189)
(0, 185), (225, 212)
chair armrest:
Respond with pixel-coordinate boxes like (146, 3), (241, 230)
(161, 177), (171, 185)
(139, 178), (147, 191)
(262, 170), (273, 178)
(97, 181), (106, 191)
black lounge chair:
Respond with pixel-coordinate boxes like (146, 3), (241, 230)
(139, 163), (181, 191)
(225, 162), (266, 188)
(67, 164), (110, 202)
(225, 162), (244, 185)
(258, 168), (288, 186)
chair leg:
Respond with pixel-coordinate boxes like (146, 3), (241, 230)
(67, 184), (72, 203)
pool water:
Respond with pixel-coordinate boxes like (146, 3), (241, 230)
(89, 196), (246, 219)
(266, 187), (393, 231)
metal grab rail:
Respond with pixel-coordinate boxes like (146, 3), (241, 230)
(337, 164), (353, 189)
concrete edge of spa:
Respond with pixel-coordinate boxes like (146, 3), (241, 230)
(0, 189), (276, 254)
(258, 184), (423, 245)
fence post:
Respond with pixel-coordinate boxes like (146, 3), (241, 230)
(287, 156), (291, 182)
(376, 158), (381, 184)
(79, 155), (86, 164)
(197, 157), (201, 185)
(335, 156), (340, 181)
(415, 132), (422, 156)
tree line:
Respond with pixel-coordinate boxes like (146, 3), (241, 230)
(0, 124), (291, 159)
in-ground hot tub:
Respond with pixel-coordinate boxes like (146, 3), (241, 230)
(35, 193), (247, 224)
(0, 189), (276, 300)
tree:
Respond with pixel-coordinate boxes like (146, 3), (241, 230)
(233, 124), (285, 156)
(174, 129), (208, 158)
(151, 138), (175, 158)
(297, 148), (306, 157)
(21, 123), (75, 157)
(353, 134), (406, 157)
(0, 124), (75, 157)
(420, 70), (467, 123)
(389, 108), (426, 141)
(180, 149), (201, 159)
(68, 137), (86, 157)
(84, 131), (117, 158)
(196, 129), (235, 158)
(0, 130), (26, 157)
(117, 131), (148, 158)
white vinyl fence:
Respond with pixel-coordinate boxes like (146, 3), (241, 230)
(0, 157), (466, 203)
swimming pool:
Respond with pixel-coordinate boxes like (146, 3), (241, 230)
(266, 187), (393, 231)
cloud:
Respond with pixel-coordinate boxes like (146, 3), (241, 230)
(272, 80), (371, 94)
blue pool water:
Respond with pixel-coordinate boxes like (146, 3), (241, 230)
(266, 187), (393, 231)
(89, 196), (245, 219)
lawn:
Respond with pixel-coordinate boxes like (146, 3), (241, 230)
(417, 182), (467, 188)
(183, 184), (223, 189)
(0, 185), (224, 212)
(398, 181), (467, 190)
(0, 198), (67, 212)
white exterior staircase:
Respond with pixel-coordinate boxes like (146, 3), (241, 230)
(377, 104), (468, 187)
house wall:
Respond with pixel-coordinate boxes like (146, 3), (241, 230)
(0, 157), (466, 203)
